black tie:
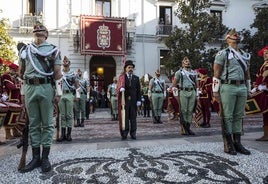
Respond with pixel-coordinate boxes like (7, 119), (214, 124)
(129, 74), (132, 86)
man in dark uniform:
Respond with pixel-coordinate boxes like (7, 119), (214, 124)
(18, 22), (62, 173)
(213, 28), (251, 155)
(118, 60), (141, 140)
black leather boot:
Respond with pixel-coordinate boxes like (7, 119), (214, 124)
(181, 122), (189, 135)
(185, 123), (195, 135)
(80, 119), (84, 127)
(66, 127), (72, 141)
(153, 116), (158, 124)
(19, 147), (41, 173)
(57, 128), (66, 142)
(74, 119), (80, 127)
(157, 116), (163, 124)
(41, 147), (51, 172)
(224, 134), (237, 155)
(115, 114), (118, 120)
(233, 133), (251, 155)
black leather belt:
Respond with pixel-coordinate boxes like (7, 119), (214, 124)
(153, 91), (163, 93)
(63, 90), (71, 93)
(181, 87), (194, 91)
(221, 80), (245, 85)
(25, 77), (52, 85)
(111, 94), (117, 97)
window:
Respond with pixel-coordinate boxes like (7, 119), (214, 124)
(210, 10), (222, 23)
(28, 0), (43, 16)
(158, 6), (172, 35)
(96, 0), (111, 17)
(159, 6), (172, 25)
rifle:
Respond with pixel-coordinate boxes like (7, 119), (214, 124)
(175, 90), (187, 135)
(17, 107), (29, 171)
(218, 100), (228, 153)
(54, 103), (60, 141)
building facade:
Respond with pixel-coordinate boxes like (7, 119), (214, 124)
(0, 0), (267, 91)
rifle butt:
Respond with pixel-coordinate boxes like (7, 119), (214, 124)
(17, 150), (27, 171)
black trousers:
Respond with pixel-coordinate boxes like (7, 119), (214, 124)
(122, 101), (137, 137)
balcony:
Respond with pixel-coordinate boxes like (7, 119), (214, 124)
(19, 15), (44, 33)
(156, 24), (173, 37)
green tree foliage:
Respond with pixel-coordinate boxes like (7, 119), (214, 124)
(164, 0), (228, 75)
(0, 17), (17, 74)
(240, 7), (268, 82)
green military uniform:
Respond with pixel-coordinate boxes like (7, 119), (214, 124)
(74, 76), (89, 127)
(107, 83), (118, 120)
(142, 84), (150, 117)
(215, 46), (250, 134)
(20, 42), (61, 148)
(149, 77), (165, 123)
(174, 68), (198, 129)
(58, 69), (78, 141)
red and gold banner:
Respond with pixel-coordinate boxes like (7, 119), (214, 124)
(80, 16), (126, 56)
(211, 91), (268, 116)
(245, 91), (268, 116)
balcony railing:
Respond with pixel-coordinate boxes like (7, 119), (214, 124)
(156, 25), (173, 36)
(19, 15), (44, 33)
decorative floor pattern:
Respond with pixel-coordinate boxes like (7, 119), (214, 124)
(0, 142), (267, 184)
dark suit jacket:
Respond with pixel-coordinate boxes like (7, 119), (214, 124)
(124, 74), (141, 106)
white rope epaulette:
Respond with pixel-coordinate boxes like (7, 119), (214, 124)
(26, 43), (59, 76)
(62, 71), (76, 89)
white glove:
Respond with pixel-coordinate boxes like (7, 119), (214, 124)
(76, 88), (81, 98)
(107, 92), (111, 99)
(251, 87), (257, 93)
(173, 87), (178, 97)
(148, 90), (152, 98)
(136, 101), (141, 106)
(1, 94), (8, 102)
(258, 84), (267, 91)
(20, 79), (25, 95)
(163, 91), (166, 98)
(120, 88), (125, 92)
(87, 92), (90, 100)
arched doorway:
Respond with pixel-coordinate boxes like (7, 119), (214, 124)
(90, 56), (116, 108)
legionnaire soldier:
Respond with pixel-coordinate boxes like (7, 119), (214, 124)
(142, 75), (151, 118)
(172, 57), (198, 135)
(18, 22), (62, 173)
(74, 69), (90, 127)
(148, 69), (166, 124)
(107, 76), (118, 121)
(251, 46), (268, 141)
(57, 56), (79, 142)
(213, 28), (251, 155)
